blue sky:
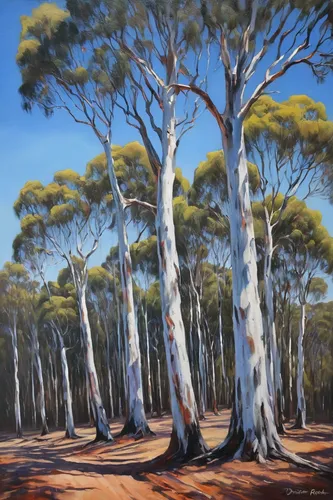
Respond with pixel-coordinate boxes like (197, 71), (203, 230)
(1, 1), (333, 296)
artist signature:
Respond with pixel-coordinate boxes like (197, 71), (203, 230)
(284, 489), (329, 496)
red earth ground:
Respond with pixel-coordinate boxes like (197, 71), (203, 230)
(0, 411), (332, 499)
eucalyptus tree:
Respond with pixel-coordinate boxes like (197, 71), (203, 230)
(13, 234), (52, 435)
(305, 301), (333, 419)
(14, 171), (113, 441)
(88, 266), (116, 419)
(190, 150), (259, 409)
(17, 3), (154, 437)
(66, 0), (210, 460)
(38, 278), (79, 438)
(171, 0), (333, 463)
(131, 236), (159, 416)
(245, 95), (333, 432)
(173, 196), (211, 418)
(280, 207), (333, 429)
(0, 263), (32, 438)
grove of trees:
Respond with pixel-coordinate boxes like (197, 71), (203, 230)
(1, 0), (333, 478)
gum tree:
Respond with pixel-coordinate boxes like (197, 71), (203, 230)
(17, 3), (154, 438)
(14, 172), (113, 441)
(38, 281), (79, 438)
(0, 263), (31, 438)
(67, 0), (210, 461)
(245, 95), (333, 432)
(172, 0), (333, 464)
(280, 207), (333, 428)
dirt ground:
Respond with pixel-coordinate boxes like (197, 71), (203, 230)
(0, 411), (332, 499)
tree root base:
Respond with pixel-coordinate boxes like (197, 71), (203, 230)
(186, 440), (333, 478)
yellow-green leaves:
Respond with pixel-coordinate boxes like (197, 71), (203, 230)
(16, 39), (41, 64)
(20, 3), (69, 40)
(63, 67), (89, 86)
(245, 94), (331, 150)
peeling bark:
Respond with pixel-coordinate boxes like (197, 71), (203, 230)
(211, 108), (283, 461)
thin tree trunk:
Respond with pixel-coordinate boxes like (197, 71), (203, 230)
(104, 141), (151, 437)
(31, 355), (36, 429)
(113, 264), (124, 417)
(294, 302), (307, 429)
(217, 273), (229, 406)
(188, 289), (195, 378)
(143, 303), (153, 415)
(210, 341), (219, 415)
(77, 281), (112, 441)
(105, 323), (114, 419)
(54, 327), (77, 438)
(11, 318), (22, 438)
(263, 210), (284, 433)
(31, 326), (49, 436)
(48, 351), (57, 430)
(188, 267), (206, 419)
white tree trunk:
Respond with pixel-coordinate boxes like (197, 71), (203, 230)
(105, 324), (115, 419)
(216, 109), (282, 460)
(31, 326), (49, 435)
(263, 210), (284, 432)
(54, 328), (77, 438)
(48, 351), (58, 429)
(288, 322), (293, 418)
(143, 304), (153, 415)
(113, 264), (124, 416)
(31, 355), (36, 428)
(217, 274), (229, 406)
(210, 342), (219, 415)
(78, 283), (112, 441)
(295, 302), (307, 429)
(188, 289), (194, 375)
(188, 268), (206, 418)
(154, 77), (207, 460)
(11, 318), (22, 438)
(104, 140), (150, 437)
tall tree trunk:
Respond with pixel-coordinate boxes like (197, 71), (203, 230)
(105, 323), (115, 419)
(54, 327), (77, 438)
(77, 281), (112, 441)
(188, 267), (206, 419)
(212, 108), (283, 461)
(31, 355), (36, 429)
(294, 302), (307, 429)
(188, 289), (195, 379)
(217, 273), (229, 406)
(210, 341), (219, 415)
(143, 303), (153, 415)
(263, 210), (284, 433)
(154, 61), (208, 460)
(104, 140), (151, 437)
(31, 327), (49, 435)
(11, 318), (22, 438)
(113, 264), (124, 417)
(48, 351), (58, 429)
